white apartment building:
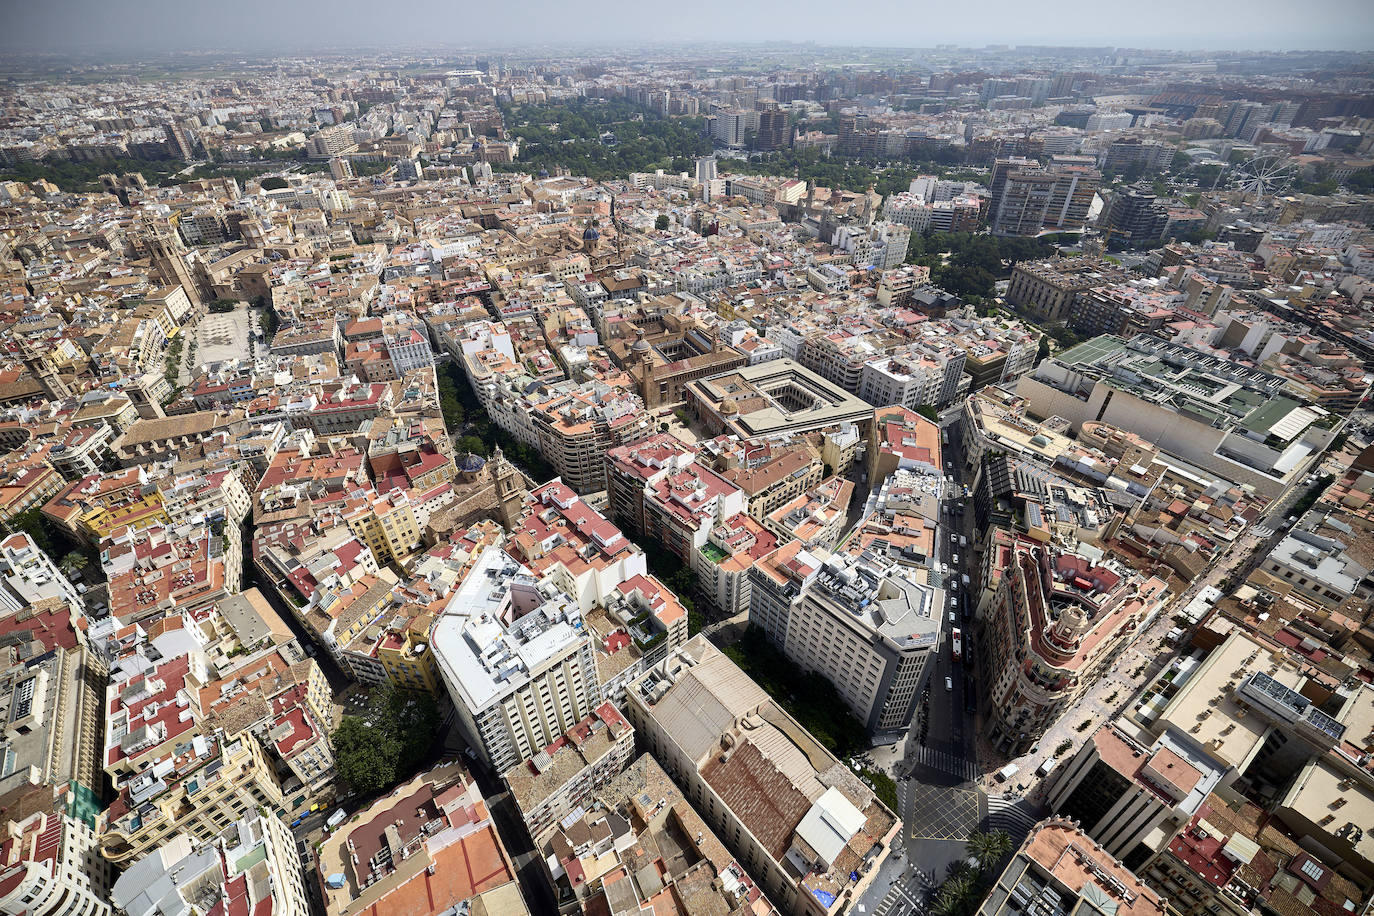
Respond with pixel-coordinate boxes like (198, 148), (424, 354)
(749, 546), (943, 737)
(859, 342), (967, 411)
(0, 811), (112, 916)
(0, 532), (82, 614)
(431, 544), (600, 772)
(384, 325), (435, 376)
(883, 193), (934, 233)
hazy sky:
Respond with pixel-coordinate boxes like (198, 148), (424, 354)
(4, 0), (1373, 54)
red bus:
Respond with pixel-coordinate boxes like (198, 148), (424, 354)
(951, 627), (963, 662)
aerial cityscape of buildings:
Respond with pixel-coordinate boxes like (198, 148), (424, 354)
(0, 32), (1372, 916)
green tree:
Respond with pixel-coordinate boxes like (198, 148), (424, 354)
(456, 435), (488, 457)
(331, 715), (400, 795)
(932, 868), (980, 916)
(966, 830), (1014, 873)
(387, 688), (439, 772)
(331, 687), (439, 796)
(4, 508), (58, 555)
(915, 405), (939, 422)
(655, 214), (670, 231)
(60, 551), (90, 575)
(260, 175), (289, 191)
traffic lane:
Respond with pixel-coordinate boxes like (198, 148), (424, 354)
(486, 789), (559, 916)
(922, 649), (965, 759)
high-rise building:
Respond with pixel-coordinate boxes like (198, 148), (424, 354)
(430, 544), (600, 772)
(1103, 137), (1177, 174)
(0, 809), (112, 916)
(711, 108), (757, 148)
(1101, 185), (1170, 244)
(163, 121), (196, 160)
(1045, 156), (1101, 229)
(976, 819), (1166, 916)
(328, 156), (353, 181)
(749, 546), (943, 737)
(1046, 724), (1227, 866)
(755, 104), (789, 150)
(991, 165), (1058, 236)
(980, 537), (1169, 756)
(990, 157), (1100, 236)
(307, 123), (357, 159)
(988, 156), (1038, 212)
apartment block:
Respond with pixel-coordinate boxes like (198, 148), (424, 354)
(505, 480), (649, 614)
(750, 548), (943, 737)
(625, 637), (899, 915)
(0, 533), (82, 614)
(982, 537), (1169, 756)
(1047, 724), (1228, 867)
(111, 813), (307, 916)
(539, 754), (776, 915)
(0, 808), (111, 916)
(503, 700), (635, 840)
(314, 761), (526, 916)
(977, 818), (1165, 916)
(431, 544), (599, 772)
(1006, 258), (1126, 325)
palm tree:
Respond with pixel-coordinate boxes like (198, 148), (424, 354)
(931, 869), (978, 916)
(966, 829), (1014, 874)
(60, 551), (89, 576)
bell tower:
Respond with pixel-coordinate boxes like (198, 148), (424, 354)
(18, 339), (70, 401)
(144, 222), (204, 313)
(490, 446), (528, 530)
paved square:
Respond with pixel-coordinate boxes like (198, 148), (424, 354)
(195, 306), (251, 366)
(907, 784), (983, 841)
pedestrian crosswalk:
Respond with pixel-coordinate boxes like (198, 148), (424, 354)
(987, 795), (1041, 844)
(868, 877), (927, 916)
(909, 745), (979, 782)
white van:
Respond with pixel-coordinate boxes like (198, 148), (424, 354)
(995, 764), (1020, 783)
(1036, 758), (1057, 778)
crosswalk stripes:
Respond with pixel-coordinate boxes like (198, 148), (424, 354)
(909, 744), (979, 781)
(986, 795), (1040, 843)
(869, 878), (927, 916)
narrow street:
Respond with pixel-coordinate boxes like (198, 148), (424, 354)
(242, 552), (350, 692)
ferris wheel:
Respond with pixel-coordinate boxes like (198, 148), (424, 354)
(1231, 154), (1296, 202)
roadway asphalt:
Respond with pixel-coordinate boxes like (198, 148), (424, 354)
(886, 411), (988, 892)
